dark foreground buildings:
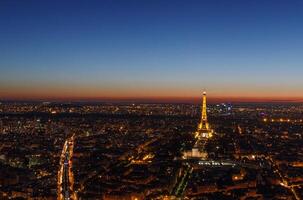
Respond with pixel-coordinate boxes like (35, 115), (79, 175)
(0, 98), (302, 199)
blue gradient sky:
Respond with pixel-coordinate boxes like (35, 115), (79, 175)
(1, 0), (303, 101)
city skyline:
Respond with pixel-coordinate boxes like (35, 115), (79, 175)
(1, 1), (303, 199)
(1, 0), (303, 102)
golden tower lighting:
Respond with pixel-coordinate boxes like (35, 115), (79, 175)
(196, 91), (213, 138)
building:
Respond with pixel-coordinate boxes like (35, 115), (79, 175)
(195, 91), (213, 139)
(183, 92), (214, 160)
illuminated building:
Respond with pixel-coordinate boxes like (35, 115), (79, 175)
(183, 92), (214, 160)
(195, 92), (213, 139)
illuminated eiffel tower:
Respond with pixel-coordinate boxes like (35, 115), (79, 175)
(182, 92), (213, 159)
(195, 91), (213, 139)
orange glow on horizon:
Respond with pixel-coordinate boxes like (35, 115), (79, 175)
(1, 94), (303, 103)
(1, 84), (303, 103)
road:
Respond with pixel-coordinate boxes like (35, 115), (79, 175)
(58, 135), (76, 200)
(171, 164), (193, 197)
(266, 156), (301, 200)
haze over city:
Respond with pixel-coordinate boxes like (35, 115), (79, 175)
(1, 0), (303, 102)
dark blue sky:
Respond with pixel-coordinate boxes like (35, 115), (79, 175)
(1, 0), (303, 100)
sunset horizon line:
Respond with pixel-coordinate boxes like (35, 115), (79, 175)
(1, 95), (303, 104)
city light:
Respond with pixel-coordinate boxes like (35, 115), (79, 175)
(1, 1), (303, 199)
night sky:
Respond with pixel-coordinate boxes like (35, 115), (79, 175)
(1, 0), (303, 102)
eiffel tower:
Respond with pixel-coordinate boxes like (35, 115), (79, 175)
(182, 92), (213, 160)
(196, 91), (213, 139)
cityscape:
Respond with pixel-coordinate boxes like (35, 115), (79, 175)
(1, 94), (302, 199)
(1, 0), (303, 200)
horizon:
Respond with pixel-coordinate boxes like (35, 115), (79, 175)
(1, 95), (303, 104)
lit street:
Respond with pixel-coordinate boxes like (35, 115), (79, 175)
(58, 135), (75, 200)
